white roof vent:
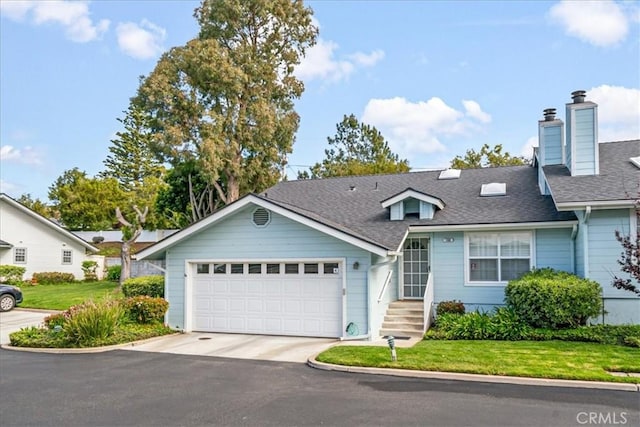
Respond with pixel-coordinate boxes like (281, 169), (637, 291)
(480, 182), (506, 197)
(630, 156), (640, 169)
(438, 169), (461, 180)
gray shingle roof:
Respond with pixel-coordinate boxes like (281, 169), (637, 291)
(544, 140), (640, 205)
(264, 165), (576, 250)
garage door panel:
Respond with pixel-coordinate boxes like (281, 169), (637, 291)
(247, 299), (263, 312)
(265, 300), (282, 312)
(191, 261), (342, 337)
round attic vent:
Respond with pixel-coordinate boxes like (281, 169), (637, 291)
(252, 207), (271, 227)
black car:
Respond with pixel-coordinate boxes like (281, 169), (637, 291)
(0, 284), (23, 312)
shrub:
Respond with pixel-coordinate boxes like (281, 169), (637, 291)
(106, 265), (121, 282)
(486, 307), (532, 340)
(504, 268), (602, 329)
(81, 261), (99, 281)
(623, 336), (640, 348)
(0, 265), (26, 285)
(426, 308), (531, 340)
(122, 275), (164, 298)
(44, 312), (68, 329)
(9, 326), (68, 348)
(63, 298), (123, 345)
(32, 272), (76, 284)
(123, 296), (169, 324)
(436, 300), (465, 316)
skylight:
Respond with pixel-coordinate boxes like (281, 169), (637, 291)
(630, 156), (640, 169)
(480, 182), (506, 197)
(438, 169), (461, 180)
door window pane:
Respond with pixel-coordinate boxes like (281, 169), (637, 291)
(196, 263), (210, 274)
(285, 264), (299, 274)
(230, 264), (244, 274)
(323, 262), (339, 274)
(248, 263), (262, 274)
(214, 264), (226, 274)
(304, 263), (318, 274)
(266, 264), (280, 274)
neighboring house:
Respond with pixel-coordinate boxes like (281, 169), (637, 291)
(137, 91), (639, 339)
(0, 194), (99, 281)
(74, 230), (178, 278)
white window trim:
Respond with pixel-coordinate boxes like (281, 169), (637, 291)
(61, 249), (73, 265)
(14, 247), (27, 264)
(463, 231), (535, 286)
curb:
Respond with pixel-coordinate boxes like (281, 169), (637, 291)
(10, 308), (61, 314)
(1, 333), (181, 354)
(307, 357), (640, 392)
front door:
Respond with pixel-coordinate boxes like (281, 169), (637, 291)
(403, 237), (430, 299)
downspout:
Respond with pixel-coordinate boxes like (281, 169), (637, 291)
(583, 206), (591, 279)
(340, 255), (398, 342)
(570, 224), (577, 274)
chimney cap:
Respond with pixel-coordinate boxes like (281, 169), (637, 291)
(571, 90), (587, 103)
(543, 108), (556, 121)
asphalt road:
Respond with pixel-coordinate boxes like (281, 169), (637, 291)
(0, 349), (638, 427)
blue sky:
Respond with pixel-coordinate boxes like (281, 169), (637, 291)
(1, 0), (639, 202)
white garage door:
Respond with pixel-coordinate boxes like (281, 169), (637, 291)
(191, 261), (343, 338)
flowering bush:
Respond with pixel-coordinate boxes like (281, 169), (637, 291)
(123, 296), (169, 324)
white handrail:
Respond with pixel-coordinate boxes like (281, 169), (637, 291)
(377, 270), (393, 303)
(423, 273), (434, 332)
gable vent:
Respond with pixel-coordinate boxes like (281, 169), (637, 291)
(630, 156), (640, 169)
(438, 169), (461, 180)
(480, 182), (506, 197)
(252, 207), (271, 227)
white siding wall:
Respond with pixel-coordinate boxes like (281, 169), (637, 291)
(164, 205), (372, 333)
(0, 200), (89, 280)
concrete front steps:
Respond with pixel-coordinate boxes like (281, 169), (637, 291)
(379, 300), (425, 338)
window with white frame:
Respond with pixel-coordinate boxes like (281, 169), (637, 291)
(466, 232), (532, 284)
(62, 249), (72, 265)
(14, 247), (27, 264)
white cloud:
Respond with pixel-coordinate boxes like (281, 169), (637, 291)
(520, 136), (538, 159)
(0, 0), (34, 20)
(116, 19), (166, 60)
(0, 179), (19, 194)
(549, 0), (629, 47)
(347, 50), (385, 67)
(462, 100), (492, 124)
(588, 85), (640, 141)
(0, 145), (43, 165)
(362, 97), (491, 157)
(0, 0), (109, 43)
(295, 21), (384, 84)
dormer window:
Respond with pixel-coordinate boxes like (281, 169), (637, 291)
(381, 188), (444, 221)
(480, 183), (506, 197)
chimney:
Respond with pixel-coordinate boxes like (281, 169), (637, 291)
(565, 90), (599, 176)
(537, 107), (564, 195)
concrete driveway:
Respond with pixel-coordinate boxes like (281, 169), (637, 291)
(0, 309), (52, 344)
(124, 332), (339, 363)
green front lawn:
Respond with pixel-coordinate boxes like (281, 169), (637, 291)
(317, 340), (640, 384)
(19, 281), (121, 310)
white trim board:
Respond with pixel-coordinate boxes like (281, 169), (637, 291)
(136, 194), (390, 260)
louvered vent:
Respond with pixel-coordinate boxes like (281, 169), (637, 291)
(252, 207), (271, 227)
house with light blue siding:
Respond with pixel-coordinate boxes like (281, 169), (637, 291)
(137, 90), (639, 340)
